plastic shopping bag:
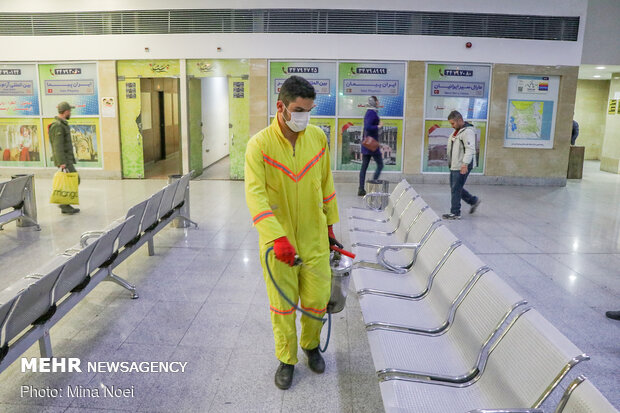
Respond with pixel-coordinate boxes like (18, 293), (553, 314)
(50, 171), (79, 205)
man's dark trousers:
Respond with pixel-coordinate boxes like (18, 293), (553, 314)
(449, 163), (477, 215)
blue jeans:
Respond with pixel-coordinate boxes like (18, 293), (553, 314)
(359, 153), (384, 190)
(449, 163), (477, 215)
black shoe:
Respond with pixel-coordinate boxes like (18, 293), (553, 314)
(606, 311), (620, 321)
(470, 198), (481, 214)
(274, 362), (294, 390)
(358, 189), (366, 197)
(442, 213), (461, 220)
(60, 205), (80, 214)
(303, 347), (325, 374)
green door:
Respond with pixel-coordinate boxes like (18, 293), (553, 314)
(188, 77), (203, 176)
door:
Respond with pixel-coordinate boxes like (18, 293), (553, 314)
(201, 77), (230, 168)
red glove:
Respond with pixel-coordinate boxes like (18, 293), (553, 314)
(273, 236), (296, 266)
(328, 225), (343, 249)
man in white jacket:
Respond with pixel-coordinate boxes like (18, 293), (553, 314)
(443, 110), (481, 220)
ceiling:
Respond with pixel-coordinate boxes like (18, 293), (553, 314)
(578, 64), (620, 80)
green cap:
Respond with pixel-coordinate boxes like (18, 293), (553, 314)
(57, 101), (75, 113)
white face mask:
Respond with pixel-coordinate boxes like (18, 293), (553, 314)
(284, 106), (310, 132)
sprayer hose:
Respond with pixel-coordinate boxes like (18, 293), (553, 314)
(265, 246), (331, 353)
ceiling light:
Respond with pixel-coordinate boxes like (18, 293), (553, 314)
(593, 75), (601, 78)
(595, 66), (606, 69)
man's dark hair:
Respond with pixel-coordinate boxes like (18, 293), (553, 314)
(278, 75), (316, 106)
(448, 110), (463, 121)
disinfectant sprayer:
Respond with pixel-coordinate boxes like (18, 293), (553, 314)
(265, 244), (355, 353)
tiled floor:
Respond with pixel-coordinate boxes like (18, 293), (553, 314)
(196, 155), (231, 180)
(0, 160), (618, 412)
(144, 153), (183, 179)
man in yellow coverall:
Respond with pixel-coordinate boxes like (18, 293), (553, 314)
(244, 75), (340, 390)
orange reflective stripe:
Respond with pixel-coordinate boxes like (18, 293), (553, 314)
(296, 148), (325, 182)
(253, 210), (274, 225)
(262, 148), (326, 183)
(300, 305), (327, 315)
(270, 305), (295, 315)
(262, 151), (297, 182)
(323, 191), (336, 204)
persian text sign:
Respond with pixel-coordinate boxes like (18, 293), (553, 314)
(0, 80), (34, 96)
(342, 79), (399, 96)
(430, 81), (485, 97)
(44, 80), (95, 95)
(274, 78), (330, 95)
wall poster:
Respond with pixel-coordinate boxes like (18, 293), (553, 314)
(504, 75), (560, 149)
(337, 61), (406, 171)
(337, 118), (402, 172)
(0, 118), (44, 166)
(39, 63), (99, 116)
(423, 63), (491, 173)
(338, 62), (406, 119)
(269, 61), (337, 117)
(43, 117), (102, 168)
(0, 64), (40, 117)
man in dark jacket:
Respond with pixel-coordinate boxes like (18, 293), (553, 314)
(50, 101), (80, 214)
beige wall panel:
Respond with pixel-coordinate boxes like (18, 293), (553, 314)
(574, 80), (609, 160)
(403, 61), (425, 174)
(250, 59), (268, 137)
(98, 60), (121, 175)
(600, 77), (620, 174)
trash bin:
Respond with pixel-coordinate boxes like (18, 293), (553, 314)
(168, 174), (189, 228)
(567, 146), (585, 179)
(365, 179), (390, 210)
(327, 251), (353, 314)
(11, 174), (38, 228)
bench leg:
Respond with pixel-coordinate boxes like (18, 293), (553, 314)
(105, 272), (139, 299)
(179, 216), (199, 229)
(147, 238), (155, 256)
(38, 330), (53, 358)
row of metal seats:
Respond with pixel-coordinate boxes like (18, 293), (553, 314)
(0, 174), (40, 231)
(348, 180), (618, 413)
(0, 173), (196, 373)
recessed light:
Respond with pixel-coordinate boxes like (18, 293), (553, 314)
(593, 75), (601, 78)
(595, 66), (606, 69)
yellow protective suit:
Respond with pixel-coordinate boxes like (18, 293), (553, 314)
(245, 117), (339, 365)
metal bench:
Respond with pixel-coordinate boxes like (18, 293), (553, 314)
(380, 309), (589, 413)
(0, 172), (196, 373)
(349, 179), (414, 220)
(353, 225), (461, 298)
(352, 201), (441, 268)
(0, 174), (40, 231)
(367, 270), (527, 383)
(360, 244), (490, 335)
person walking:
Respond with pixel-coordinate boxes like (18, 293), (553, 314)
(358, 96), (383, 196)
(442, 110), (480, 220)
(244, 76), (341, 390)
(49, 101), (80, 214)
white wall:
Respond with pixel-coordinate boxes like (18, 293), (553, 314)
(0, 1), (587, 67)
(581, 0), (620, 65)
(1, 33), (584, 66)
(201, 77), (230, 168)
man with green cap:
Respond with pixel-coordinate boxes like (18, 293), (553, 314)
(49, 101), (80, 214)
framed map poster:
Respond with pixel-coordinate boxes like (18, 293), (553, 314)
(504, 75), (560, 149)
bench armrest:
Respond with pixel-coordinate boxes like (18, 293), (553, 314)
(377, 243), (420, 274)
(80, 231), (105, 248)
